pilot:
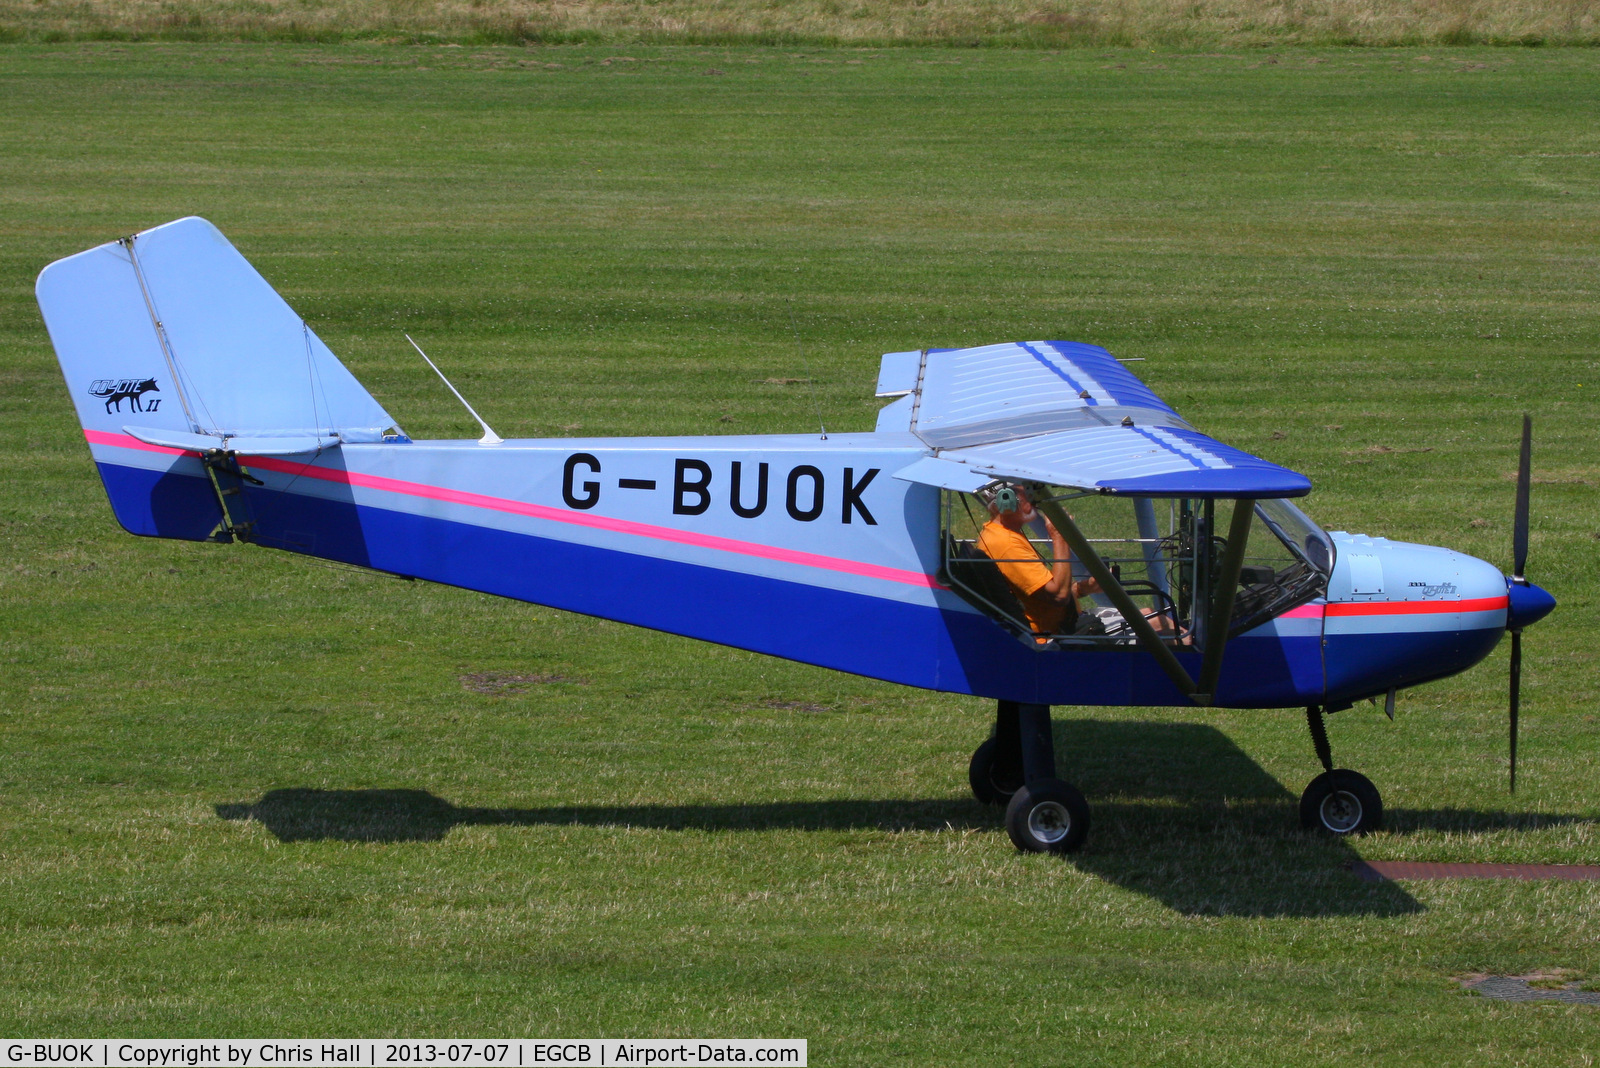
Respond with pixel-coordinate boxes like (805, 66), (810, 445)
(975, 481), (1101, 640)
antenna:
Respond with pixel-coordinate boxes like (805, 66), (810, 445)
(406, 334), (503, 446)
(786, 299), (826, 440)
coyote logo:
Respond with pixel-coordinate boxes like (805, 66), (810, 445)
(88, 377), (160, 413)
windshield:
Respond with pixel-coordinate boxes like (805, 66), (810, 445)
(1255, 498), (1334, 574)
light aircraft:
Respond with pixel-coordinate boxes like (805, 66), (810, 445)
(37, 217), (1557, 855)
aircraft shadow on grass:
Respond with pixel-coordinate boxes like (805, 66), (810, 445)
(214, 721), (1589, 918)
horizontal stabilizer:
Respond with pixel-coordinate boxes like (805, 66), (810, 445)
(123, 426), (341, 456)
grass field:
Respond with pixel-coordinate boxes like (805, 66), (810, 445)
(2, 40), (1599, 1060)
(4, 0), (1600, 48)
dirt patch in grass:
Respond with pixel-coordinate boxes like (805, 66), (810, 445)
(1458, 970), (1600, 1005)
(460, 671), (587, 694)
(1501, 467), (1596, 486)
(1347, 444), (1435, 455)
(761, 699), (832, 712)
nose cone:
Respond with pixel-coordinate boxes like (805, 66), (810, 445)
(1506, 579), (1556, 631)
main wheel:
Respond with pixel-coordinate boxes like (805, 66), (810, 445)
(1004, 778), (1090, 854)
(1299, 769), (1383, 835)
(969, 736), (1024, 807)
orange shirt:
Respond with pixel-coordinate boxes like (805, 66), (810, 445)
(977, 519), (1069, 637)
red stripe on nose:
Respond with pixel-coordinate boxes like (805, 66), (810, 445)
(1326, 596), (1507, 617)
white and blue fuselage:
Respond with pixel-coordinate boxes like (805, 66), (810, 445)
(44, 217), (1551, 715)
(83, 426), (1521, 710)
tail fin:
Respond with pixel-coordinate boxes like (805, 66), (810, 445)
(36, 217), (402, 540)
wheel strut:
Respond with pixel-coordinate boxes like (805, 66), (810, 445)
(993, 700), (1024, 781)
(1306, 705), (1333, 773)
(997, 702), (1091, 855)
(1016, 702), (1057, 785)
(1298, 704), (1384, 835)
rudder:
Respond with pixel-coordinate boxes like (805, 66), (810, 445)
(36, 217), (404, 541)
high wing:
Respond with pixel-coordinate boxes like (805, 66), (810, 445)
(880, 341), (1310, 498)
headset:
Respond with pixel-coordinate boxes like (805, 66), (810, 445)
(978, 480), (1023, 514)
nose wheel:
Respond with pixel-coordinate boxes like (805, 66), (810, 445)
(1300, 768), (1383, 835)
(1299, 706), (1384, 836)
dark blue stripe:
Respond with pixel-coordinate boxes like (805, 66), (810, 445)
(1324, 629), (1502, 704)
(93, 461), (1331, 708)
(1103, 426), (1313, 498)
(1018, 342), (1096, 405)
(97, 460), (222, 541)
(1041, 341), (1177, 414)
(1098, 468), (1313, 499)
(1128, 426), (1206, 471)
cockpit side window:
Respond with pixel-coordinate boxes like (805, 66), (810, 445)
(941, 488), (1183, 647)
(941, 489), (1328, 647)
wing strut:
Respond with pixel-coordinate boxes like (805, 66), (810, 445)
(1030, 493), (1199, 702)
(1195, 499), (1255, 702)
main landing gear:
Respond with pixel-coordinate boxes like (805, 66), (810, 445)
(1299, 705), (1383, 836)
(970, 703), (1384, 851)
(969, 700), (1090, 854)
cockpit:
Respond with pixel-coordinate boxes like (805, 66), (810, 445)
(942, 486), (1333, 648)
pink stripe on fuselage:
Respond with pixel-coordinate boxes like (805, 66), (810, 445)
(86, 428), (188, 456)
(84, 429), (941, 589)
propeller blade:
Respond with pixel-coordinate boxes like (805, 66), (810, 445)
(1508, 415), (1530, 793)
(1513, 414), (1531, 580)
(1509, 630), (1521, 794)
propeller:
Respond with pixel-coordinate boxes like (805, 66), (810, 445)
(1508, 414), (1531, 793)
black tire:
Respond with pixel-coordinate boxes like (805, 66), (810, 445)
(1004, 778), (1090, 855)
(968, 736), (1024, 807)
(1299, 769), (1383, 836)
